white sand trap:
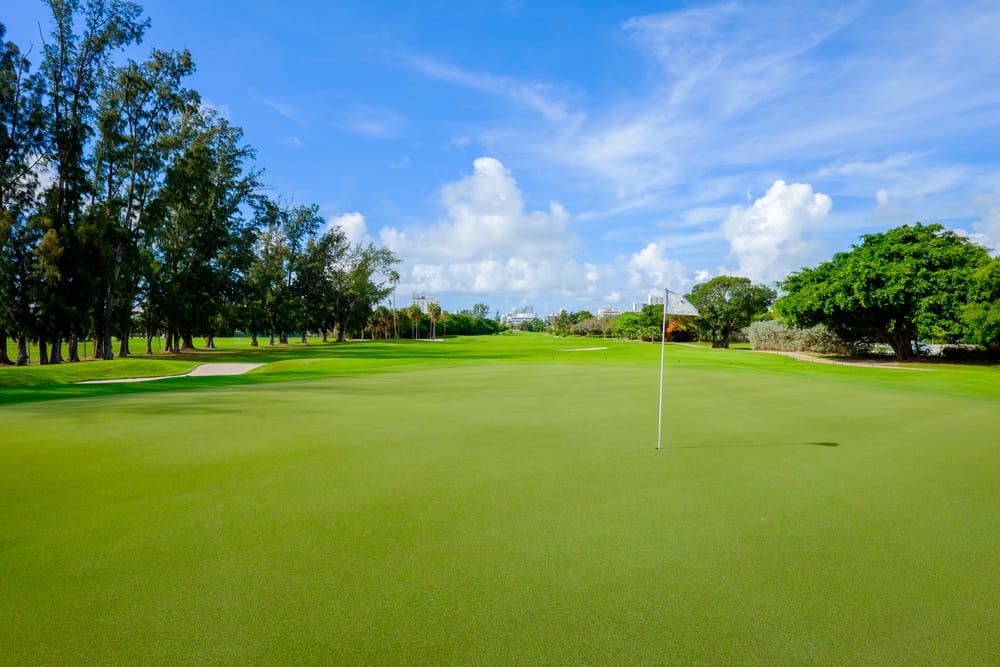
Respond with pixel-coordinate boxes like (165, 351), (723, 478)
(186, 363), (264, 376)
(562, 347), (609, 352)
(77, 363), (265, 384)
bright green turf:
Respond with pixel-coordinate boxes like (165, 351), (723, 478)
(2, 335), (998, 664)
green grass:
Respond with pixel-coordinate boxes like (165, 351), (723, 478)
(2, 335), (999, 664)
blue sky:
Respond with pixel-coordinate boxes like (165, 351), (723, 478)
(6, 1), (1000, 315)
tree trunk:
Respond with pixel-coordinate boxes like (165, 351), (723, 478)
(205, 335), (215, 348)
(0, 331), (12, 365)
(300, 330), (307, 344)
(119, 330), (130, 357)
(49, 337), (63, 364)
(16, 334), (28, 366)
(268, 333), (275, 346)
(181, 333), (195, 350)
(279, 333), (288, 344)
(321, 329), (328, 342)
(250, 331), (258, 347)
(68, 334), (80, 362)
(164, 330), (173, 353)
(39, 338), (48, 365)
(887, 333), (915, 361)
(101, 288), (115, 360)
(146, 332), (154, 355)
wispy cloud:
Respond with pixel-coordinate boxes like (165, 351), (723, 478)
(248, 88), (306, 125)
(402, 53), (584, 131)
(340, 106), (405, 138)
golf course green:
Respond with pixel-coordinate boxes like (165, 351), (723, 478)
(2, 335), (998, 664)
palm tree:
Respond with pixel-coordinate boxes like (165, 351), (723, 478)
(389, 270), (400, 338)
(406, 303), (423, 339)
(427, 302), (441, 339)
(374, 305), (392, 339)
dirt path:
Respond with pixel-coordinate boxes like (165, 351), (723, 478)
(755, 349), (930, 370)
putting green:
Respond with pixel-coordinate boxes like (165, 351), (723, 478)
(1, 335), (998, 664)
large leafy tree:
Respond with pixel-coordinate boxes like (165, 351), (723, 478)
(615, 311), (641, 340)
(686, 276), (775, 348)
(777, 223), (991, 360)
(959, 256), (1000, 351)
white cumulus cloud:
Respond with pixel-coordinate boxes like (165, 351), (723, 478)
(379, 157), (593, 298)
(329, 212), (369, 245)
(972, 193), (1000, 255)
(722, 180), (832, 284)
(626, 242), (691, 293)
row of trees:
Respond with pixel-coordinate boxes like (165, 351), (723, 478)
(553, 223), (999, 363)
(363, 305), (502, 340)
(0, 2), (399, 365)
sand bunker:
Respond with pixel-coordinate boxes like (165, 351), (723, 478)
(77, 363), (265, 384)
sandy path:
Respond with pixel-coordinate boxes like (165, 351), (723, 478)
(755, 349), (930, 370)
(77, 363), (265, 384)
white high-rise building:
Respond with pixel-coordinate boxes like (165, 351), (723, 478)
(504, 305), (537, 327)
(411, 293), (440, 313)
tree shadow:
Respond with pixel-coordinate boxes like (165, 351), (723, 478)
(674, 441), (840, 450)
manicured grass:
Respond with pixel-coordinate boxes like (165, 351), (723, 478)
(1, 335), (998, 664)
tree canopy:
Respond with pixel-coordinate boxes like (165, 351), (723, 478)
(776, 223), (992, 360)
(686, 276), (775, 348)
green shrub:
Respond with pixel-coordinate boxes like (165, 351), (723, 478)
(748, 320), (849, 354)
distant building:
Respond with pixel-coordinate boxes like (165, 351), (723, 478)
(647, 293), (665, 306)
(597, 307), (623, 319)
(412, 293), (440, 313)
(505, 305), (537, 328)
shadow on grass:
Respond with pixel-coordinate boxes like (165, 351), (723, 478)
(0, 339), (536, 406)
(124, 342), (526, 365)
(674, 441), (840, 449)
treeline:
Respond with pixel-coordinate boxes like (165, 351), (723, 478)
(559, 224), (1000, 361)
(545, 307), (697, 342)
(0, 1), (398, 366)
(361, 305), (502, 340)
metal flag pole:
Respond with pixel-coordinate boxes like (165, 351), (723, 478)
(657, 288), (668, 451)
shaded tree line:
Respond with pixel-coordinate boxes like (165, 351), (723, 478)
(0, 2), (398, 365)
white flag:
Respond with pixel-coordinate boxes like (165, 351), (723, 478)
(665, 289), (699, 316)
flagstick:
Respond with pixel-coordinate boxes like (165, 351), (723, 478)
(656, 288), (668, 451)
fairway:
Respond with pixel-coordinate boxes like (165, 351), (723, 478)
(2, 335), (999, 664)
